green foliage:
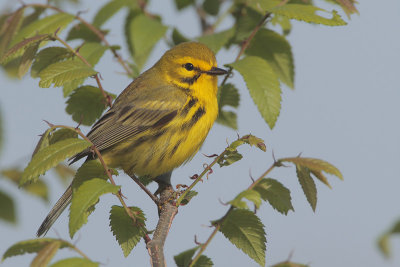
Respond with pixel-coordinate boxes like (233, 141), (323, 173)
(296, 165), (317, 211)
(377, 220), (400, 258)
(197, 29), (234, 54)
(0, 105), (2, 156)
(69, 178), (120, 238)
(217, 83), (240, 129)
(78, 42), (108, 66)
(203, 0), (220, 16)
(0, 190), (16, 223)
(66, 23), (103, 43)
(50, 257), (99, 267)
(71, 160), (109, 189)
(174, 246), (213, 267)
(219, 209), (266, 266)
(109, 205), (147, 257)
(1, 34), (49, 64)
(0, 7), (25, 57)
(93, 0), (126, 27)
(38, 60), (97, 88)
(126, 14), (167, 70)
(229, 56), (281, 129)
(246, 28), (294, 88)
(2, 238), (70, 261)
(66, 85), (111, 126)
(31, 47), (71, 78)
(271, 261), (309, 267)
(179, 190), (198, 205)
(174, 0), (195, 10)
(229, 189), (262, 209)
(30, 241), (61, 267)
(253, 178), (294, 215)
(49, 128), (78, 144)
(172, 28), (190, 45)
(21, 138), (91, 185)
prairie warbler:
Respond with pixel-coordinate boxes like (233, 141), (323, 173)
(37, 42), (227, 236)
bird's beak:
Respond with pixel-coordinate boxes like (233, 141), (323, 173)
(204, 67), (228, 76)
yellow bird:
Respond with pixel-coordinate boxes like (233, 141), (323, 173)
(37, 42), (227, 236)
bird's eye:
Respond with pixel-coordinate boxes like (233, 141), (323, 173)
(184, 63), (194, 71)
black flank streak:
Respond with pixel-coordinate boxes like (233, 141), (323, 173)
(120, 134), (151, 154)
(181, 73), (201, 85)
(181, 97), (198, 117)
(182, 106), (206, 130)
(169, 139), (183, 157)
(153, 110), (178, 128)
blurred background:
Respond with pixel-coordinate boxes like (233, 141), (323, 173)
(0, 0), (399, 266)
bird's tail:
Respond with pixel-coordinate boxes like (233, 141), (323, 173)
(37, 184), (72, 237)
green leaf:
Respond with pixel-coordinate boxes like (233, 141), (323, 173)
(0, 190), (16, 223)
(71, 160), (109, 193)
(377, 234), (390, 258)
(203, 0), (220, 15)
(247, 28), (294, 88)
(11, 13), (74, 47)
(2, 238), (70, 261)
(269, 4), (347, 26)
(180, 190), (198, 205)
(18, 41), (40, 78)
(30, 241), (60, 267)
(174, 0), (194, 10)
(21, 138), (91, 185)
(230, 189), (262, 209)
(217, 83), (240, 129)
(0, 7), (25, 58)
(62, 78), (85, 97)
(78, 42), (108, 66)
(242, 134), (266, 152)
(232, 7), (263, 43)
(218, 150), (243, 167)
(219, 209), (266, 266)
(50, 257), (99, 267)
(128, 14), (168, 69)
(69, 178), (120, 238)
(253, 178), (293, 215)
(1, 34), (49, 64)
(93, 0), (126, 27)
(109, 205), (147, 257)
(197, 28), (234, 54)
(21, 7), (45, 28)
(66, 23), (102, 42)
(271, 261), (309, 267)
(31, 47), (71, 78)
(296, 165), (317, 211)
(270, 14), (292, 35)
(31, 128), (53, 158)
(49, 128), (78, 145)
(0, 105), (3, 156)
(66, 85), (110, 126)
(280, 157), (343, 181)
(38, 60), (97, 88)
(54, 164), (76, 185)
(172, 28), (190, 46)
(193, 255), (213, 267)
(229, 56), (281, 129)
(174, 247), (198, 267)
(217, 111), (237, 129)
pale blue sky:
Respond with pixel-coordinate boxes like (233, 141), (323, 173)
(1, 0), (399, 266)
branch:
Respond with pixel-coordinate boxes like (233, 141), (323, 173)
(147, 185), (178, 267)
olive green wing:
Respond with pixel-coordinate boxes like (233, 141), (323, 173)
(70, 84), (187, 164)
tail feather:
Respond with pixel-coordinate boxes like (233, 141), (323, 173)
(37, 185), (72, 237)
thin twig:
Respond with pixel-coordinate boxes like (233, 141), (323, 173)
(128, 174), (159, 204)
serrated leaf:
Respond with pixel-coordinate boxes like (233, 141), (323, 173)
(269, 4), (347, 26)
(247, 28), (294, 88)
(109, 205), (146, 257)
(62, 78), (85, 97)
(174, 247), (198, 267)
(180, 190), (198, 205)
(30, 241), (60, 267)
(280, 157), (343, 180)
(31, 128), (53, 158)
(270, 15), (292, 35)
(1, 34), (49, 64)
(197, 28), (234, 54)
(50, 257), (99, 267)
(0, 190), (16, 223)
(174, 0), (194, 10)
(232, 7), (263, 43)
(253, 178), (293, 215)
(38, 60), (97, 88)
(78, 42), (108, 66)
(218, 83), (240, 108)
(229, 56), (281, 129)
(93, 0), (126, 27)
(49, 128), (78, 145)
(71, 160), (109, 190)
(69, 178), (120, 238)
(271, 261), (309, 267)
(172, 28), (190, 45)
(230, 189), (262, 209)
(66, 23), (103, 42)
(296, 165), (317, 211)
(21, 7), (45, 28)
(218, 150), (243, 167)
(66, 85), (110, 126)
(128, 14), (167, 70)
(194, 255), (213, 267)
(31, 47), (71, 78)
(203, 0), (220, 15)
(242, 134), (266, 152)
(2, 238), (70, 261)
(216, 111), (237, 129)
(219, 209), (266, 266)
(0, 7), (25, 58)
(11, 13), (74, 47)
(54, 164), (75, 184)
(21, 138), (91, 185)
(18, 41), (40, 78)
